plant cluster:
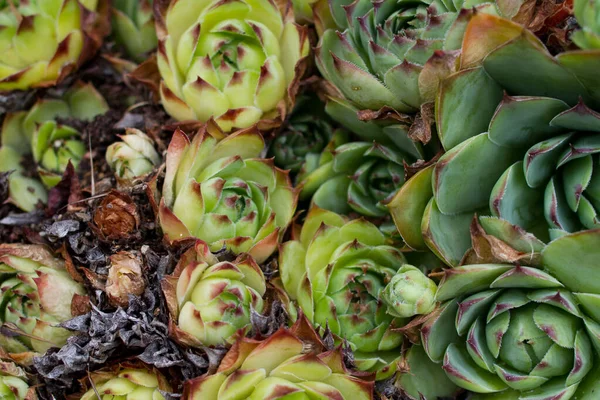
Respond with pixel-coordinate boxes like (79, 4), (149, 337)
(0, 0), (598, 399)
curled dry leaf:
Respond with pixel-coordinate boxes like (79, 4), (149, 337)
(92, 190), (140, 241)
(105, 251), (145, 308)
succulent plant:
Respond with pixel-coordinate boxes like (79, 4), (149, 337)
(0, 82), (107, 207)
(159, 126), (297, 263)
(0, 0), (109, 92)
(162, 240), (266, 347)
(572, 0), (600, 49)
(111, 0), (157, 61)
(184, 314), (375, 399)
(154, 0), (310, 132)
(389, 13), (600, 266)
(80, 363), (170, 400)
(421, 230), (600, 399)
(31, 121), (85, 188)
(298, 97), (428, 235)
(315, 0), (507, 113)
(268, 94), (336, 175)
(279, 206), (407, 379)
(0, 357), (35, 400)
(2, 82), (108, 154)
(381, 264), (437, 318)
(105, 128), (161, 182)
(0, 244), (86, 355)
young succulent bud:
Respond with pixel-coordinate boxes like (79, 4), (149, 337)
(105, 129), (160, 181)
(163, 241), (266, 347)
(382, 265), (437, 318)
(80, 363), (170, 400)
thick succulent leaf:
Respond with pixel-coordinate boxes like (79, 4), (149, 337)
(544, 177), (581, 232)
(542, 230), (600, 294)
(421, 300), (461, 363)
(566, 331), (593, 386)
(572, 357), (600, 400)
(557, 52), (600, 107)
(436, 264), (513, 302)
(312, 175), (352, 215)
(388, 165), (433, 250)
(483, 33), (588, 106)
(443, 344), (507, 393)
(518, 379), (579, 400)
(562, 156), (594, 212)
(574, 293), (600, 321)
(479, 216), (546, 254)
(396, 345), (459, 399)
(490, 162), (545, 237)
(434, 133), (521, 214)
(487, 96), (568, 149)
(466, 317), (496, 372)
(421, 198), (477, 267)
(436, 67), (503, 150)
(550, 101), (600, 132)
(524, 134), (573, 189)
(456, 290), (501, 335)
(557, 136), (600, 168)
(533, 304), (580, 348)
(460, 13), (526, 69)
(490, 266), (563, 289)
(494, 364), (548, 391)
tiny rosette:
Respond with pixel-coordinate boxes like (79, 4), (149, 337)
(80, 363), (171, 400)
(162, 240), (266, 347)
(382, 264), (437, 318)
(106, 128), (161, 181)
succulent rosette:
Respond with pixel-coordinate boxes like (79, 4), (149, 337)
(154, 0), (310, 132)
(421, 230), (600, 399)
(2, 82), (108, 154)
(184, 314), (375, 399)
(0, 244), (86, 355)
(0, 0), (109, 92)
(381, 264), (437, 318)
(298, 97), (427, 235)
(389, 14), (600, 266)
(162, 240), (266, 347)
(31, 122), (85, 188)
(0, 82), (107, 205)
(105, 128), (161, 182)
(112, 0), (157, 61)
(267, 94), (336, 176)
(0, 358), (35, 400)
(159, 126), (297, 263)
(315, 0), (507, 112)
(572, 0), (600, 49)
(80, 363), (170, 400)
(279, 206), (407, 379)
